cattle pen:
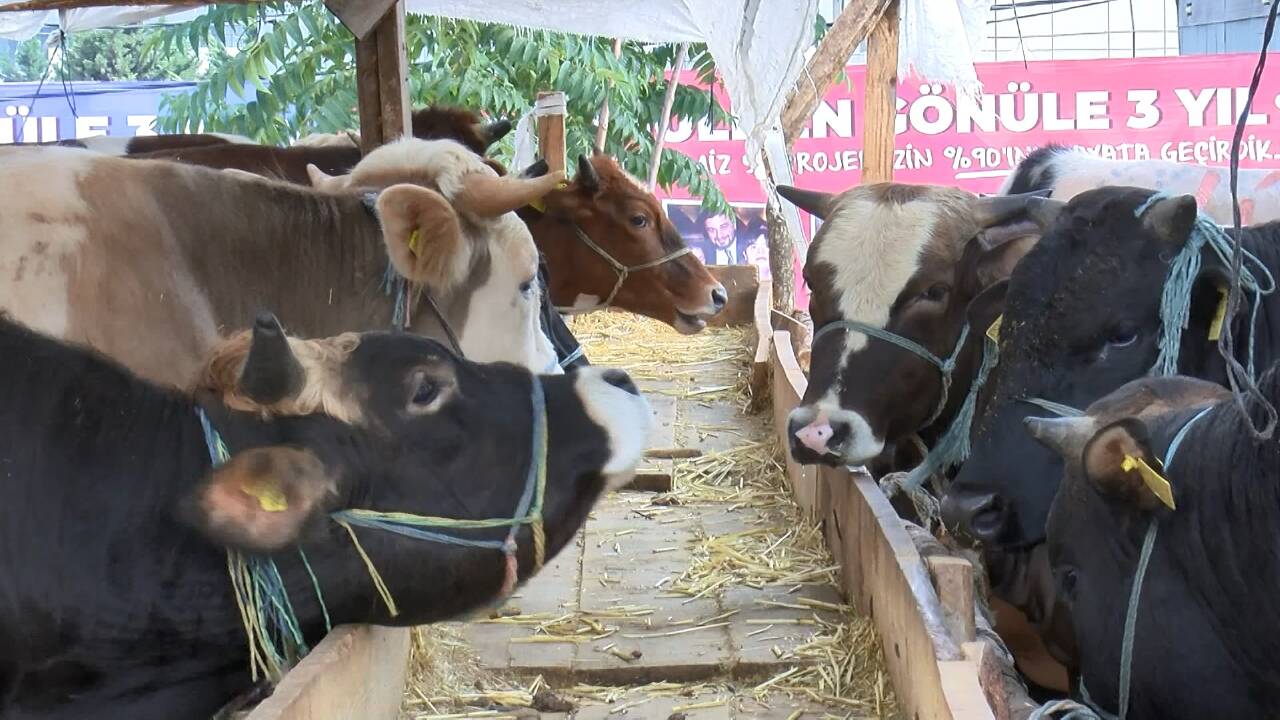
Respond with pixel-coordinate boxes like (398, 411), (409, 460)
(15, 0), (1272, 718)
(239, 272), (1008, 720)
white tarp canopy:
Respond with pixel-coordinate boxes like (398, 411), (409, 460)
(0, 0), (992, 249)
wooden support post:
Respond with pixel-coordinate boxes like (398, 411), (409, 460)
(861, 0), (899, 184)
(347, 0), (410, 155)
(536, 91), (568, 175)
(925, 555), (976, 644)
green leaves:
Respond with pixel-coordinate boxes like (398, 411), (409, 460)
(154, 9), (731, 207)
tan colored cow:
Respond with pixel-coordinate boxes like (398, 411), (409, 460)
(0, 138), (564, 387)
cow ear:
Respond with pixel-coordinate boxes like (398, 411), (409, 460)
(307, 163), (351, 192)
(975, 232), (1038, 288)
(1082, 418), (1168, 512)
(376, 183), (468, 291)
(1141, 194), (1198, 249)
(187, 447), (338, 552)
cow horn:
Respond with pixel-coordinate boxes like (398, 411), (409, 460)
(776, 185), (835, 220)
(1026, 197), (1066, 232)
(971, 191), (1047, 229)
(1024, 415), (1096, 458)
(480, 119), (513, 147)
(577, 155), (600, 194)
(520, 158), (550, 179)
(239, 313), (305, 405)
(456, 170), (566, 217)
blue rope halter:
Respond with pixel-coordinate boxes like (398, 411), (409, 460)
(1035, 404), (1212, 720)
(1135, 194), (1276, 379)
(812, 318), (972, 428)
(197, 374), (549, 680)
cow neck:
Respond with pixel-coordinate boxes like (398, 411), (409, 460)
(159, 171), (394, 342)
(1193, 224), (1280, 383)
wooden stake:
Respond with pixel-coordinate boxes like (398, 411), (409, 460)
(536, 91), (567, 175)
(647, 42), (688, 190)
(861, 0), (898, 184)
(351, 0), (410, 155)
(780, 0), (896, 146)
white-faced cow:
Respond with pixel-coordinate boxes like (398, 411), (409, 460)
(944, 187), (1280, 620)
(1003, 144), (1280, 225)
(778, 182), (1048, 472)
(1025, 369), (1280, 719)
(0, 137), (564, 387)
(313, 154), (728, 333)
(0, 312), (650, 719)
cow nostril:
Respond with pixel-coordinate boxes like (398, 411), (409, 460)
(710, 286), (728, 310)
(601, 369), (639, 396)
(970, 497), (1007, 542)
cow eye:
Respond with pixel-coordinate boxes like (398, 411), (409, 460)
(1108, 329), (1137, 347)
(920, 283), (950, 302)
(519, 278), (536, 296)
(411, 377), (439, 406)
(629, 215), (649, 228)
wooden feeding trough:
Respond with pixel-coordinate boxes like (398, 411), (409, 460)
(754, 283), (1007, 720)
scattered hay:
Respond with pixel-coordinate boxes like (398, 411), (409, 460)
(400, 311), (898, 718)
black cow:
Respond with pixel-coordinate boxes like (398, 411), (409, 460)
(1025, 370), (1279, 719)
(0, 314), (648, 719)
(944, 187), (1280, 550)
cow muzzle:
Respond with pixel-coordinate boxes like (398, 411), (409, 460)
(786, 405), (883, 467)
(941, 489), (1011, 546)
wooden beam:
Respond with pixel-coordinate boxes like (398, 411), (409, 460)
(536, 91), (567, 175)
(780, 0), (895, 147)
(0, 0), (241, 10)
(861, 0), (899, 184)
(375, 0), (411, 142)
(353, 0), (410, 155)
(324, 0), (396, 40)
(355, 31), (384, 153)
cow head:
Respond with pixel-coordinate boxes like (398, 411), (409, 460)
(316, 138), (565, 372)
(411, 105), (512, 155)
(189, 314), (652, 586)
(781, 182), (1049, 467)
(1021, 374), (1256, 716)
(523, 154), (726, 332)
(943, 187), (1234, 550)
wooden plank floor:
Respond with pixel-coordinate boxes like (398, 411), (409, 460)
(402, 317), (893, 719)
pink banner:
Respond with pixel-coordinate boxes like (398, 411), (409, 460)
(658, 54), (1280, 308)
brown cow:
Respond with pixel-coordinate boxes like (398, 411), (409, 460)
(519, 155), (726, 333)
(0, 138), (563, 388)
(126, 106), (511, 180)
(311, 153), (727, 333)
(42, 132), (253, 154)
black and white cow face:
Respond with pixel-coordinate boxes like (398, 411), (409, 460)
(191, 317), (649, 555)
(780, 183), (1046, 468)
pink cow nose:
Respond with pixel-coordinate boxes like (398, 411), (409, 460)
(795, 422), (834, 454)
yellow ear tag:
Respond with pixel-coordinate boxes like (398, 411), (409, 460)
(526, 181), (567, 213)
(407, 228), (422, 257)
(1208, 285), (1229, 342)
(241, 479), (289, 513)
(986, 315), (1003, 343)
(1120, 454), (1176, 510)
